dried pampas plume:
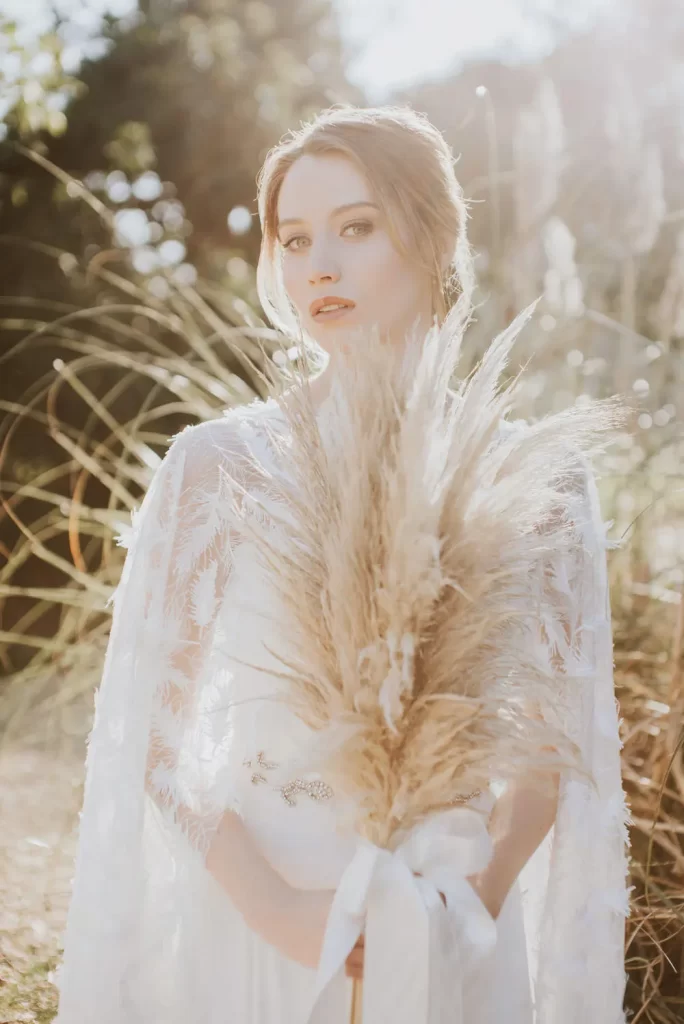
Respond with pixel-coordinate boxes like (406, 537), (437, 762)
(231, 304), (629, 849)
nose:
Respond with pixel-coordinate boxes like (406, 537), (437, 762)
(308, 241), (341, 287)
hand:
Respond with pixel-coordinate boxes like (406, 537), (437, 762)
(345, 931), (364, 980)
(412, 870), (447, 907)
(466, 873), (501, 921)
(416, 869), (501, 919)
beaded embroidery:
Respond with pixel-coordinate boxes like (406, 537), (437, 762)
(243, 751), (480, 808)
(449, 789), (482, 805)
(243, 750), (335, 807)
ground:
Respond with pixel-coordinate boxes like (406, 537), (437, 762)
(0, 726), (85, 1023)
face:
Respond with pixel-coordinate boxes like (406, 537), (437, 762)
(276, 152), (435, 355)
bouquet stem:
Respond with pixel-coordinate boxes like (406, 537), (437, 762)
(350, 977), (363, 1023)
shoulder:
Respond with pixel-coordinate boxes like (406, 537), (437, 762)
(123, 397), (283, 550)
(161, 395), (284, 483)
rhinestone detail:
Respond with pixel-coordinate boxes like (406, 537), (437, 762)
(243, 751), (335, 807)
(279, 778), (335, 807)
(450, 789), (482, 805)
(242, 753), (477, 808)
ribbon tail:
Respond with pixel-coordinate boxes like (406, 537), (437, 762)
(363, 859), (433, 1023)
(441, 878), (498, 977)
(396, 806), (499, 1023)
(429, 889), (467, 1024)
(306, 843), (379, 1024)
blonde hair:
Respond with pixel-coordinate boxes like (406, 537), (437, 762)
(255, 104), (475, 341)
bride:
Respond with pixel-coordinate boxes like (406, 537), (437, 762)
(55, 104), (631, 1023)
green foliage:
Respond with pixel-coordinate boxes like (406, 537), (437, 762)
(0, 0), (359, 286)
(104, 121), (157, 176)
(0, 18), (83, 141)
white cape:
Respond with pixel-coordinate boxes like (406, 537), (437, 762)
(55, 393), (631, 1024)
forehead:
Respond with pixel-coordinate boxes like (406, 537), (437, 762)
(277, 152), (375, 222)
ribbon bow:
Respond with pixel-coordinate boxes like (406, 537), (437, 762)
(306, 805), (498, 1024)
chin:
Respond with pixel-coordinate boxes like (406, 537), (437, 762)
(307, 319), (390, 354)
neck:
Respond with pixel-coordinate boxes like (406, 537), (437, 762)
(303, 311), (438, 413)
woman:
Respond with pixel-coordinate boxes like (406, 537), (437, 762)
(55, 105), (630, 1023)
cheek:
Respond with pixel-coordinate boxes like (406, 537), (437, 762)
(362, 234), (400, 278)
(280, 259), (309, 319)
(281, 259), (300, 298)
(363, 239), (427, 308)
(366, 237), (416, 287)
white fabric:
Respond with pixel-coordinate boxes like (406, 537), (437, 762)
(55, 394), (630, 1024)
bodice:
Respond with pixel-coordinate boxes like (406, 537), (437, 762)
(215, 538), (494, 893)
(216, 540), (359, 890)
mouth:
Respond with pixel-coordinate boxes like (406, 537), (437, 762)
(310, 296), (356, 321)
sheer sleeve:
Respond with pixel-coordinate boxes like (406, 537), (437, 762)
(141, 420), (243, 847)
(521, 450), (631, 1024)
(54, 411), (298, 1023)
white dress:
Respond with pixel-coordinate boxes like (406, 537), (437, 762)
(54, 393), (630, 1024)
(193, 536), (533, 1023)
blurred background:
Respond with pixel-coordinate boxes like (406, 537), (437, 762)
(1, 0), (683, 1019)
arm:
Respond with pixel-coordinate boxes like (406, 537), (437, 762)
(147, 740), (334, 968)
(467, 460), (589, 920)
(57, 416), (339, 1015)
(466, 765), (560, 920)
(205, 809), (333, 969)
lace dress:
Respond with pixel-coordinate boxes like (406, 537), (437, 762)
(54, 395), (630, 1024)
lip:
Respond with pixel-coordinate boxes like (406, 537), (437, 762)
(310, 295), (356, 318)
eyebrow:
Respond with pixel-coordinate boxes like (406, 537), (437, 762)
(276, 201), (380, 233)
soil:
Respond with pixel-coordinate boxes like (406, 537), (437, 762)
(0, 715), (88, 1023)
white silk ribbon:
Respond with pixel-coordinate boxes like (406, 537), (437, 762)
(306, 805), (498, 1024)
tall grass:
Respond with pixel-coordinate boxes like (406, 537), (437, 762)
(0, 210), (293, 740)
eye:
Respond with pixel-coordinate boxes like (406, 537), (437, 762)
(342, 219), (373, 238)
(281, 219), (373, 252)
(282, 234), (309, 252)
